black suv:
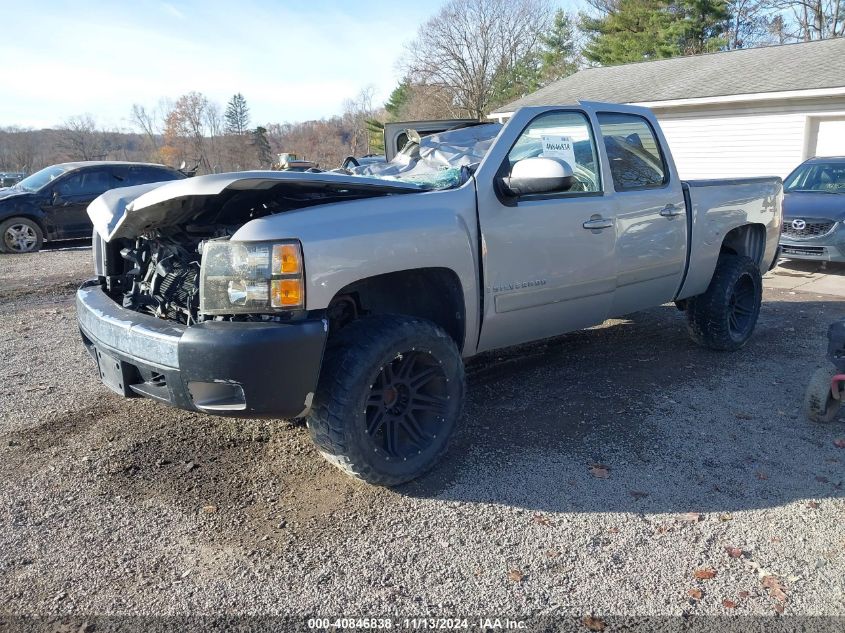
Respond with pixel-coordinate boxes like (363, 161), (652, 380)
(0, 161), (185, 253)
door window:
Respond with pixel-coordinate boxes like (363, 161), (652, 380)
(116, 166), (181, 186)
(507, 111), (601, 194)
(597, 113), (667, 190)
(56, 169), (114, 197)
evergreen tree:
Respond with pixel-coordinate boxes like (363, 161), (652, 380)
(252, 126), (273, 168)
(489, 10), (580, 107)
(224, 93), (250, 135)
(365, 119), (385, 154)
(539, 10), (579, 83)
(581, 0), (728, 65)
(384, 81), (412, 121)
(670, 0), (729, 53)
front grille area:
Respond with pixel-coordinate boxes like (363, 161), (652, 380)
(781, 245), (825, 257)
(781, 220), (835, 239)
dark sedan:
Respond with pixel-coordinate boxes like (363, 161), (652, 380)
(779, 156), (845, 263)
(0, 161), (185, 253)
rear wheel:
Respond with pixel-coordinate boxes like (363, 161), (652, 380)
(804, 365), (842, 423)
(307, 315), (465, 486)
(0, 217), (43, 254)
(686, 254), (762, 351)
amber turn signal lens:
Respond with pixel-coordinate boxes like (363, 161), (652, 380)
(271, 279), (302, 308)
(272, 243), (301, 275)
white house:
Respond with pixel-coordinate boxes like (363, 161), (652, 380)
(491, 38), (845, 179)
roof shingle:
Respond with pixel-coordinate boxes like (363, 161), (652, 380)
(494, 38), (845, 113)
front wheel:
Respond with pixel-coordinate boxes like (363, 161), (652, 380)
(686, 254), (762, 351)
(307, 315), (465, 486)
(0, 217), (44, 254)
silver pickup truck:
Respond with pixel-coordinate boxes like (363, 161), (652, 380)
(77, 102), (782, 485)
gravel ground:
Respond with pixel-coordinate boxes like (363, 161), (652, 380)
(0, 248), (843, 626)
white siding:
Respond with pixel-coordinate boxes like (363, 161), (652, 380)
(647, 98), (845, 179)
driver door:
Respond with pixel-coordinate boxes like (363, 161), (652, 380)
(43, 167), (115, 238)
(476, 109), (618, 352)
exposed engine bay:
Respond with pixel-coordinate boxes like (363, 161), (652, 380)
(95, 180), (411, 325)
(113, 231), (211, 324)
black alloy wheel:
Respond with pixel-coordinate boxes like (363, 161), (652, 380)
(365, 350), (450, 462)
(308, 314), (465, 486)
(727, 272), (757, 339)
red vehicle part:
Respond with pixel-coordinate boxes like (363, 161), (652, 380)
(832, 374), (845, 400)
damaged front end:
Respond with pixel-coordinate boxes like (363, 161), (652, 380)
(108, 230), (204, 324)
(90, 171), (424, 326)
(79, 171), (422, 417)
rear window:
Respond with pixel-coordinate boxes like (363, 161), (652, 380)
(597, 113), (667, 190)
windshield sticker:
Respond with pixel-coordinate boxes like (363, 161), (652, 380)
(541, 135), (576, 166)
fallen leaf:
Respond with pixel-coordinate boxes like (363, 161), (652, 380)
(770, 536), (782, 543)
(833, 438), (845, 449)
(694, 568), (717, 580)
(532, 513), (552, 526)
(722, 599), (737, 609)
(607, 527), (620, 534)
(725, 546), (743, 558)
(687, 588), (703, 600)
(806, 501), (820, 509)
(762, 575), (788, 603)
(681, 512), (703, 523)
(756, 470), (769, 480)
(718, 514), (733, 522)
(589, 464), (610, 479)
(582, 616), (606, 632)
(738, 591), (750, 599)
(629, 490), (649, 499)
(507, 569), (525, 582)
(202, 504), (217, 514)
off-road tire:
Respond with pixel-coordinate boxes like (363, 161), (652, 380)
(686, 254), (762, 351)
(0, 217), (44, 254)
(307, 315), (465, 486)
(804, 365), (842, 423)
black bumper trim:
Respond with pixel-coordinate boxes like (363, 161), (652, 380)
(77, 281), (328, 418)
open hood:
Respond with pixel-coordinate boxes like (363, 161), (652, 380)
(88, 170), (426, 242)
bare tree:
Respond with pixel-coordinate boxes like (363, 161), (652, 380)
(724, 0), (780, 47)
(765, 0), (844, 39)
(0, 127), (38, 173)
(129, 103), (164, 157)
(403, 0), (553, 118)
(57, 115), (105, 161)
(163, 92), (213, 171)
(343, 86), (378, 156)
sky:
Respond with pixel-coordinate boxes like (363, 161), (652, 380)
(0, 0), (465, 130)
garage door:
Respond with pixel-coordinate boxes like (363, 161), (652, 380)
(657, 111), (807, 179)
(813, 117), (845, 157)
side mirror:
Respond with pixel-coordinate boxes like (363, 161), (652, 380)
(501, 157), (574, 196)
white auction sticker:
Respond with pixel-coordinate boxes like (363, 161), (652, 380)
(541, 135), (575, 166)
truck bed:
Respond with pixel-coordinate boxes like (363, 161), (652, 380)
(678, 176), (782, 301)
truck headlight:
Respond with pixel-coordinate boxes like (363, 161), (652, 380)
(199, 240), (304, 314)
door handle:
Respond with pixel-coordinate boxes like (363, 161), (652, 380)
(582, 217), (613, 230)
(660, 204), (683, 218)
